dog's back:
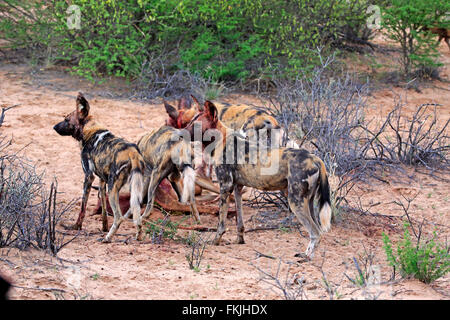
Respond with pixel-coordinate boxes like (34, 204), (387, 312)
(213, 102), (279, 132)
(137, 125), (200, 222)
(81, 127), (144, 186)
(137, 126), (190, 169)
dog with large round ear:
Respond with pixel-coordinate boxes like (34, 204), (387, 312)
(53, 92), (91, 139)
(183, 99), (220, 140)
(76, 92), (90, 120)
(191, 94), (204, 112)
(164, 100), (179, 127)
(177, 96), (191, 110)
(203, 100), (218, 125)
(164, 97), (197, 128)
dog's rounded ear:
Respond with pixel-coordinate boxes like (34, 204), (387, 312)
(204, 100), (218, 123)
(191, 95), (203, 112)
(76, 92), (90, 119)
(178, 97), (191, 110)
(164, 100), (179, 119)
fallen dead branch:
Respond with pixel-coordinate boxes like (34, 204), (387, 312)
(11, 284), (66, 293)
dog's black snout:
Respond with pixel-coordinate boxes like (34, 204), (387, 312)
(53, 121), (71, 136)
(53, 122), (62, 134)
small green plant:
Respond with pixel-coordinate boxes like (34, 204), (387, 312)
(382, 223), (450, 284)
(345, 251), (376, 288)
(204, 82), (227, 101)
(278, 226), (291, 233)
(90, 273), (100, 281)
(185, 231), (210, 271)
(189, 293), (199, 300)
(145, 216), (185, 243)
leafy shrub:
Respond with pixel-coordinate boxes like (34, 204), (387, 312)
(380, 0), (450, 76)
(0, 0), (376, 85)
(382, 224), (450, 284)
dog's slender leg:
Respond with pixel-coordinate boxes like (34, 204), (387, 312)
(102, 174), (128, 243)
(99, 180), (108, 232)
(141, 171), (158, 220)
(213, 189), (232, 245)
(102, 188), (124, 243)
(69, 174), (94, 230)
(189, 183), (201, 224)
(288, 194), (321, 260)
(234, 184), (245, 244)
(141, 168), (168, 220)
(213, 167), (234, 245)
(168, 172), (182, 201)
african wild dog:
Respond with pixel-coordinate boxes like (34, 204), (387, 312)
(133, 125), (201, 223)
(53, 92), (145, 242)
(165, 95), (280, 133)
(164, 95), (284, 197)
(164, 96), (197, 129)
(184, 100), (332, 259)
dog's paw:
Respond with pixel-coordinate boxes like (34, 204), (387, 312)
(62, 223), (82, 231)
(294, 252), (311, 263)
(134, 233), (144, 241)
(100, 237), (111, 244)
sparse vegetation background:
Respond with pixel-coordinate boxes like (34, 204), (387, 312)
(0, 0), (386, 86)
(0, 0), (448, 300)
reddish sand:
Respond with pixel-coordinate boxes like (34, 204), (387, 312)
(0, 37), (449, 300)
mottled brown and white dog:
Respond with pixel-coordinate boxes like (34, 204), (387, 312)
(184, 100), (332, 259)
(53, 93), (145, 242)
(164, 95), (280, 134)
(164, 95), (285, 198)
(134, 125), (200, 223)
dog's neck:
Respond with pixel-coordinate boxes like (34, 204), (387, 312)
(77, 116), (109, 148)
(209, 119), (248, 164)
(215, 120), (229, 142)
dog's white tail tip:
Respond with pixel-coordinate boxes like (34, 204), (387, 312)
(130, 171), (144, 208)
(319, 202), (332, 233)
(181, 166), (195, 204)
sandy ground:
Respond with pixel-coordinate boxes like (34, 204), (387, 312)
(0, 38), (449, 300)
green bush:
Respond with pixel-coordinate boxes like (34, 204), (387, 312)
(0, 0), (376, 84)
(382, 223), (450, 284)
(380, 0), (450, 76)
